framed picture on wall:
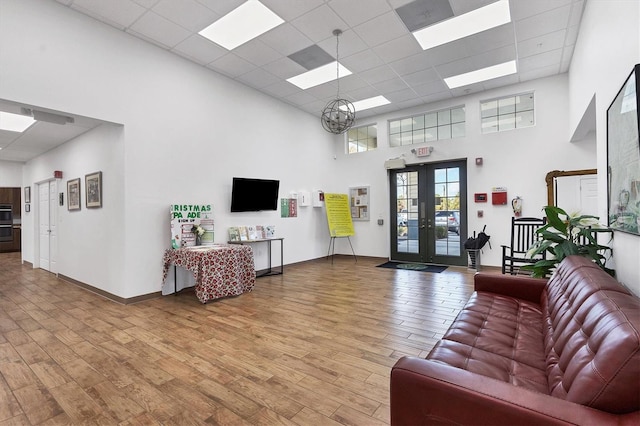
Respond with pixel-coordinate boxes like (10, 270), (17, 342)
(67, 178), (81, 211)
(24, 186), (30, 204)
(607, 63), (639, 235)
(85, 171), (102, 208)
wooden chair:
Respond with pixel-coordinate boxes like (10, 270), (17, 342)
(501, 217), (547, 275)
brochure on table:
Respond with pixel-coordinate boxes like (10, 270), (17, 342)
(228, 225), (275, 241)
(170, 204), (214, 248)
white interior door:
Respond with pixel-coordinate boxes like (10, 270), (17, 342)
(38, 181), (58, 273)
(38, 183), (50, 271)
(555, 175), (598, 217)
(49, 181), (58, 273)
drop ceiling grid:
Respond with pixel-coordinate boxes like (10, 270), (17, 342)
(48, 0), (587, 122)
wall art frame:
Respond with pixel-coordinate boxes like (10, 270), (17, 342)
(67, 178), (81, 211)
(607, 63), (640, 235)
(85, 171), (102, 208)
(349, 186), (370, 221)
(24, 186), (30, 204)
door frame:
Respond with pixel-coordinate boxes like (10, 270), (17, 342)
(389, 159), (468, 266)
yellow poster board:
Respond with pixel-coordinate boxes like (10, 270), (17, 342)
(324, 193), (355, 237)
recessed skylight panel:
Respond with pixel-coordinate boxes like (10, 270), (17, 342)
(199, 1), (284, 50)
(444, 60), (517, 89)
(412, 0), (511, 50)
(348, 96), (391, 111)
(0, 111), (36, 133)
(287, 61), (352, 90)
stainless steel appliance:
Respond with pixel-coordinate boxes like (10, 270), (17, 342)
(0, 204), (13, 242)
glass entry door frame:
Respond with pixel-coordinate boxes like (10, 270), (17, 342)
(390, 160), (467, 266)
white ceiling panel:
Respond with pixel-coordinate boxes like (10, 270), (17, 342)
(71, 0), (146, 29)
(403, 69), (442, 87)
(517, 30), (566, 58)
(372, 34), (421, 64)
(463, 24), (514, 56)
(234, 39), (282, 67)
(340, 49), (385, 74)
(359, 65), (400, 85)
(519, 63), (561, 82)
(262, 57), (306, 79)
(208, 53), (255, 77)
(4, 0), (587, 161)
(261, 0), (324, 21)
(290, 5), (348, 43)
(518, 49), (564, 73)
(515, 5), (572, 41)
(260, 24), (313, 57)
(236, 68), (280, 89)
(152, 0), (219, 32)
(353, 11), (406, 48)
(327, 0), (392, 27)
(510, 0), (572, 21)
(316, 29), (368, 60)
(127, 11), (191, 48)
(172, 34), (227, 65)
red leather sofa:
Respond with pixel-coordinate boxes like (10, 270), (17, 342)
(391, 256), (640, 425)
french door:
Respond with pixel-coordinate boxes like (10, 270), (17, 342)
(390, 160), (467, 266)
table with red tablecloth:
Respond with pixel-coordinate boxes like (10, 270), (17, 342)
(162, 245), (256, 304)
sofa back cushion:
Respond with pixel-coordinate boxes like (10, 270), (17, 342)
(541, 256), (640, 414)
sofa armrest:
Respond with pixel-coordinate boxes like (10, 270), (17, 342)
(474, 273), (547, 303)
(391, 357), (639, 426)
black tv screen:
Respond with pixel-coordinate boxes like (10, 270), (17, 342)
(230, 177), (280, 212)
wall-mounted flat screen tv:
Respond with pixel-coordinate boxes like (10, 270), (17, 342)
(230, 177), (280, 212)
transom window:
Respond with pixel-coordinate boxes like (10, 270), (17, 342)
(481, 92), (535, 133)
(389, 106), (465, 147)
(347, 124), (377, 153)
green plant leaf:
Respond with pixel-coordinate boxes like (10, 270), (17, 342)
(543, 205), (568, 234)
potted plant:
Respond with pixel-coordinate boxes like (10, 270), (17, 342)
(523, 206), (614, 278)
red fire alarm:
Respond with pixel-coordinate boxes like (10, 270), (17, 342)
(54, 170), (63, 179)
(474, 193), (488, 203)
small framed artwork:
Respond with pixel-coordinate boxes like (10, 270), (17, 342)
(67, 178), (81, 211)
(24, 186), (30, 203)
(85, 171), (102, 208)
(25, 204), (30, 212)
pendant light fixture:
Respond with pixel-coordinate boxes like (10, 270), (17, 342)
(321, 29), (355, 134)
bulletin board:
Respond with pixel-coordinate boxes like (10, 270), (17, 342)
(324, 193), (355, 237)
(349, 186), (369, 221)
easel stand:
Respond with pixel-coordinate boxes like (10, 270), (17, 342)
(327, 236), (357, 264)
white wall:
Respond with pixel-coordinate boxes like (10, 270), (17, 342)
(22, 124), (126, 293)
(568, 0), (640, 295)
(0, 161), (23, 187)
(3, 0), (635, 299)
(336, 74), (597, 267)
(1, 0), (339, 298)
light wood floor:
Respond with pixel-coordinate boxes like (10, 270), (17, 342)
(0, 252), (477, 425)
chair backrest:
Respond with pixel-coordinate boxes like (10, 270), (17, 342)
(510, 216), (547, 255)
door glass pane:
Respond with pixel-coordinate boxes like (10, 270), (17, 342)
(396, 171), (418, 254)
(434, 167), (461, 256)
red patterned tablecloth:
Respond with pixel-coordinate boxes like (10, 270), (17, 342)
(162, 245), (256, 304)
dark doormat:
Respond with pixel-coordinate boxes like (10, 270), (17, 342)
(377, 261), (448, 273)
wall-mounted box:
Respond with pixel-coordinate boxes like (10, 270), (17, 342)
(474, 193), (488, 203)
(312, 190), (324, 207)
(298, 191), (311, 207)
(491, 187), (508, 205)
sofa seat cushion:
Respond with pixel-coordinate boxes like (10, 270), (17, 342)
(426, 292), (549, 394)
